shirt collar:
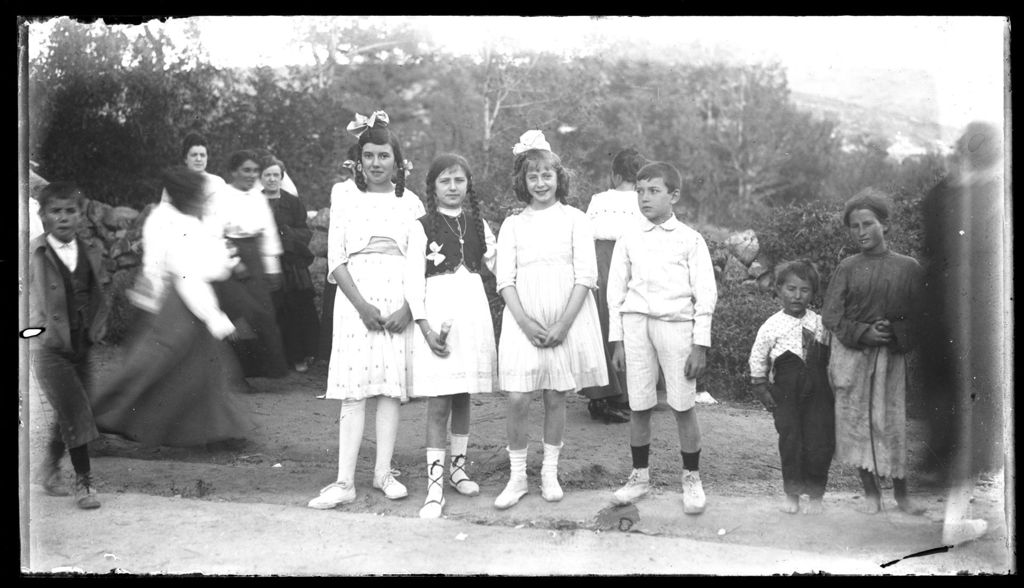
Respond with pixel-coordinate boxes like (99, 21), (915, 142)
(46, 233), (77, 252)
(641, 214), (680, 232)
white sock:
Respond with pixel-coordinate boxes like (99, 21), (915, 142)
(337, 400), (366, 485)
(541, 441), (562, 477)
(373, 396), (401, 479)
(425, 448), (446, 502)
(449, 434), (471, 482)
(508, 446), (528, 480)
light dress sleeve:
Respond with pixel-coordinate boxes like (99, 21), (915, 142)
(689, 232), (718, 348)
(256, 195), (283, 274)
(482, 220), (498, 275)
(405, 221), (429, 322)
(606, 237), (630, 342)
(570, 209), (598, 289)
(495, 215), (518, 293)
(326, 193), (351, 285)
(166, 215), (235, 340)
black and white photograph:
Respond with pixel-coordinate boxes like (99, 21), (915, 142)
(17, 15), (1011, 576)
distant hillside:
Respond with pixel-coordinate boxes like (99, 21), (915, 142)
(787, 66), (961, 157)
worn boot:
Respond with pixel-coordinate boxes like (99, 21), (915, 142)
(74, 472), (100, 510)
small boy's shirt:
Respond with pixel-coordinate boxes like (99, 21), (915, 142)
(748, 309), (830, 384)
(607, 214), (718, 346)
(46, 233), (79, 272)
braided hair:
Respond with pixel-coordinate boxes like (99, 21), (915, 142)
(353, 124), (406, 198)
(424, 153), (487, 266)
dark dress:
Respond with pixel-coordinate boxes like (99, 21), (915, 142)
(92, 282), (255, 447)
(213, 237), (290, 378)
(267, 191), (320, 365)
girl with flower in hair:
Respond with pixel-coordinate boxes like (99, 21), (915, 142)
(405, 153), (498, 518)
(493, 130), (609, 509)
(307, 111), (425, 509)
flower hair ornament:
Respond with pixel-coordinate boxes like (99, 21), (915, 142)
(512, 129), (551, 155)
(402, 159), (414, 173)
(346, 110), (390, 138)
(341, 160), (357, 171)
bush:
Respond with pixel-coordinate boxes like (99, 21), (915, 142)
(705, 284), (780, 403)
(752, 194), (924, 299)
(102, 268), (142, 345)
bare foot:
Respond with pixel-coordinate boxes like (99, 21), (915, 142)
(781, 494), (800, 514)
(803, 497), (824, 515)
(857, 496), (881, 515)
(897, 498), (927, 516)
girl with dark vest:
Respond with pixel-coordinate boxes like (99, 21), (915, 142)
(405, 154), (498, 518)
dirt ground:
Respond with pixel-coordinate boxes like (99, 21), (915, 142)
(22, 344), (1013, 575)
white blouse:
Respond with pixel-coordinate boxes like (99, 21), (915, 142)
(205, 184), (284, 274)
(495, 202), (597, 293)
(326, 189), (425, 284)
(134, 201), (237, 339)
(586, 188), (645, 241)
(748, 309), (830, 383)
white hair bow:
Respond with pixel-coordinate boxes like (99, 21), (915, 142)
(346, 110), (390, 138)
(512, 130), (551, 155)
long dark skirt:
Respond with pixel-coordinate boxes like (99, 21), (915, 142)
(272, 285), (320, 364)
(214, 237), (289, 378)
(317, 276), (337, 362)
(579, 239), (629, 402)
(91, 286), (255, 448)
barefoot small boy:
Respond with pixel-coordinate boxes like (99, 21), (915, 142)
(606, 162), (718, 514)
(28, 182), (109, 509)
(749, 260), (834, 515)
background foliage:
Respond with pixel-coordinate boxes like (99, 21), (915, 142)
(28, 18), (950, 400)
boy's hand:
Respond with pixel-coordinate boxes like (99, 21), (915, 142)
(611, 342), (626, 372)
(684, 345), (707, 380)
(753, 382), (776, 411)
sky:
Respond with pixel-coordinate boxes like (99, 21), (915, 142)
(27, 15), (1008, 131)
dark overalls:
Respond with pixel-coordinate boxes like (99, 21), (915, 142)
(769, 330), (835, 498)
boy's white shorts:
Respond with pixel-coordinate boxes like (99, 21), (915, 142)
(622, 315), (696, 412)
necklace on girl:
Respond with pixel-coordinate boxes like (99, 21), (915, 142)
(440, 210), (466, 262)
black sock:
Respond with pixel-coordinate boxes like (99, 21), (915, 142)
(630, 444), (650, 469)
(858, 468), (880, 498)
(47, 426), (65, 468)
(68, 445), (90, 476)
(681, 449), (701, 471)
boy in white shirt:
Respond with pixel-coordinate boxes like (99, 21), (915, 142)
(607, 162), (718, 514)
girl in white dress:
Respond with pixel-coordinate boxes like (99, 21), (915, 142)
(307, 111), (425, 509)
(493, 130), (609, 509)
(406, 153), (498, 518)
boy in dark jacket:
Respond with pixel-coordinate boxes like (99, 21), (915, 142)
(29, 181), (109, 509)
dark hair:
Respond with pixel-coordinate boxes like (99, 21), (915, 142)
(774, 259), (821, 295)
(180, 132), (209, 160)
(37, 181), (84, 212)
(259, 155), (286, 175)
(611, 147), (647, 184)
(636, 161), (682, 194)
(161, 167), (206, 215)
(424, 154), (487, 263)
(842, 187), (892, 227)
(354, 122), (406, 198)
(511, 149), (570, 205)
(226, 149), (261, 174)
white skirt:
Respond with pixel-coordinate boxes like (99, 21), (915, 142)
(326, 253), (413, 401)
(498, 262), (609, 393)
(409, 266), (497, 397)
